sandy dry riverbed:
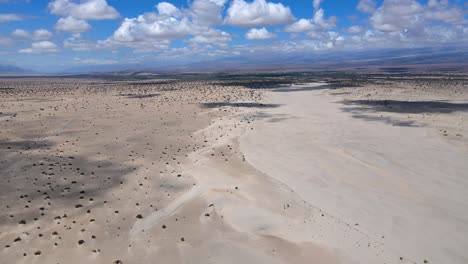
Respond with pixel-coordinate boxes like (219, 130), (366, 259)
(240, 82), (468, 264)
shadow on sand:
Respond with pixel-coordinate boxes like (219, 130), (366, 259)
(0, 140), (53, 151)
(201, 102), (281, 109)
(213, 81), (361, 92)
(348, 114), (420, 127)
(338, 99), (468, 127)
(270, 83), (346, 92)
(0, 136), (134, 227)
(340, 100), (468, 114)
(118, 93), (160, 99)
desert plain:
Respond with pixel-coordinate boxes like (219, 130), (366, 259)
(1, 73), (468, 264)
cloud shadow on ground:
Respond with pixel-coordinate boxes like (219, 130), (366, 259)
(338, 99), (468, 127)
(200, 102), (281, 109)
(340, 100), (468, 114)
(118, 93), (160, 99)
(0, 136), (134, 227)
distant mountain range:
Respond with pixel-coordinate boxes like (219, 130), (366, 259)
(0, 64), (31, 74)
(2, 46), (468, 75)
(177, 46), (468, 72)
(63, 46), (468, 74)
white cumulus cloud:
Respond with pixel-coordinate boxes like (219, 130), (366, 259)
(156, 2), (181, 17)
(357, 0), (376, 13)
(225, 0), (294, 27)
(73, 57), (117, 65)
(285, 0), (336, 33)
(285, 18), (314, 33)
(190, 0), (227, 26)
(12, 29), (53, 40)
(370, 0), (425, 32)
(313, 0), (322, 10)
(189, 28), (231, 45)
(347, 25), (365, 34)
(344, 0), (467, 50)
(48, 0), (119, 20)
(64, 37), (96, 51)
(369, 0), (465, 33)
(55, 16), (91, 33)
(113, 14), (192, 42)
(0, 13), (26, 22)
(0, 35), (15, 46)
(18, 41), (59, 54)
(105, 0), (233, 51)
(245, 27), (276, 40)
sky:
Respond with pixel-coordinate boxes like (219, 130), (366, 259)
(0, 0), (467, 72)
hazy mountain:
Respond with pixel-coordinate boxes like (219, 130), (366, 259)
(61, 46), (468, 74)
(0, 64), (31, 74)
(182, 46), (468, 71)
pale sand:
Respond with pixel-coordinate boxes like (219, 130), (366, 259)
(240, 83), (468, 264)
(1, 78), (467, 264)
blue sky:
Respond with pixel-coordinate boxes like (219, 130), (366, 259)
(0, 0), (466, 72)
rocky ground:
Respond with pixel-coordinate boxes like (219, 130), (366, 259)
(0, 78), (263, 263)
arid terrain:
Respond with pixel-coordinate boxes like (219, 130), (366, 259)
(1, 73), (468, 264)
